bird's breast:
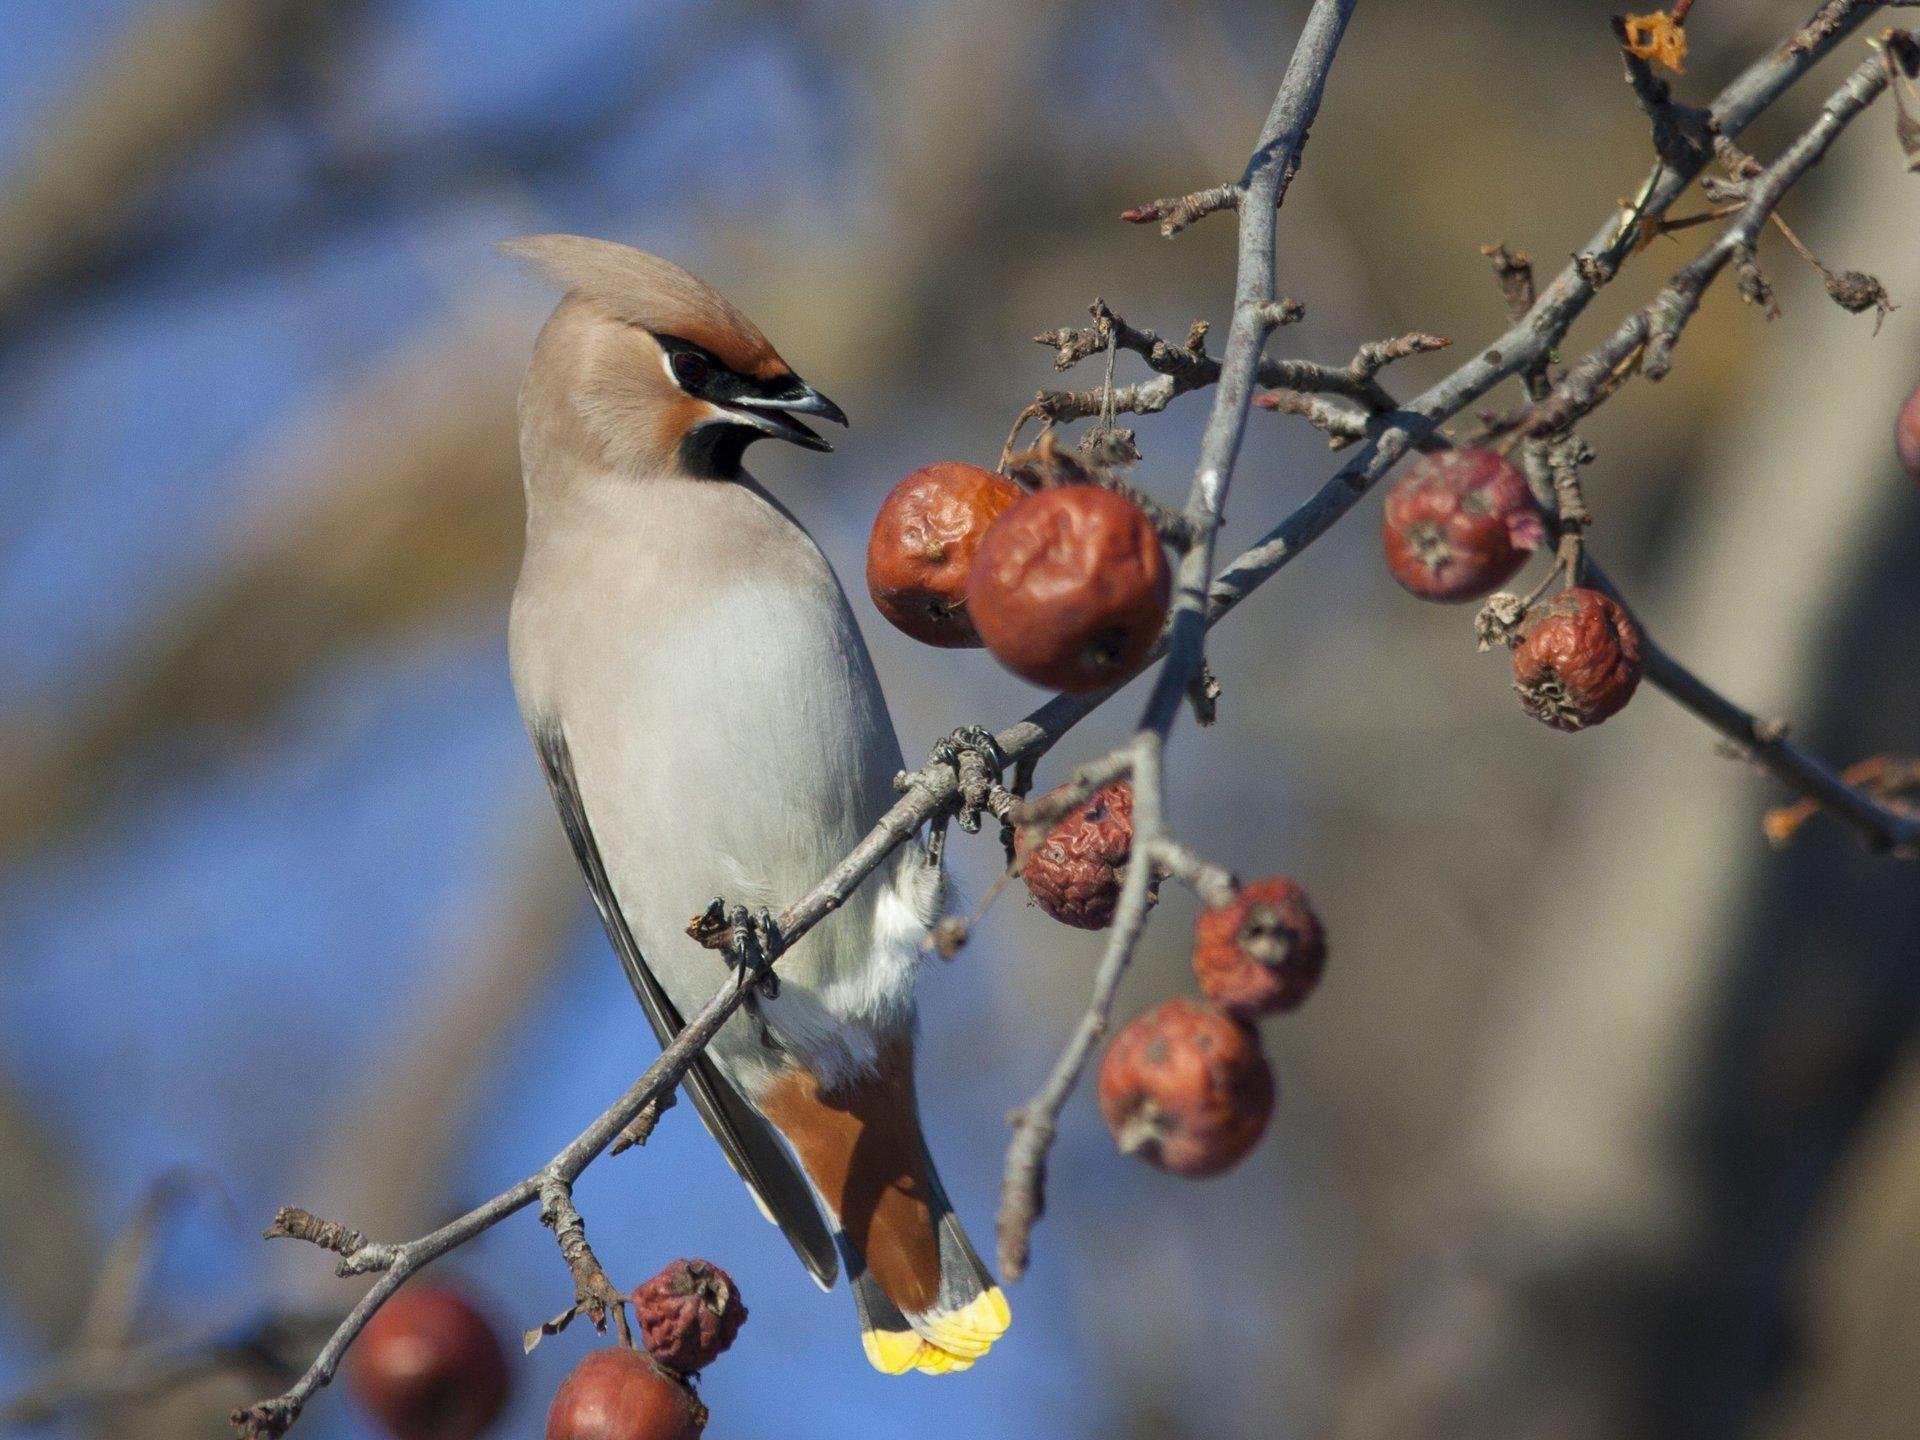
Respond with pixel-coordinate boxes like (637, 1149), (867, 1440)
(509, 473), (924, 1082)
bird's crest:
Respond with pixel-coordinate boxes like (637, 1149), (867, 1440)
(502, 234), (787, 381)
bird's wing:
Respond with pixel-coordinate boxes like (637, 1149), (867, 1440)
(531, 723), (840, 1289)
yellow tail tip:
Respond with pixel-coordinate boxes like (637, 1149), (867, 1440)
(911, 1343), (972, 1374)
(861, 1290), (1012, 1376)
(862, 1327), (926, 1375)
(922, 1289), (1013, 1356)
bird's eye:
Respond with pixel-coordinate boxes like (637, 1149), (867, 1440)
(670, 351), (710, 389)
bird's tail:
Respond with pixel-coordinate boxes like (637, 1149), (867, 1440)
(842, 1161), (1010, 1374)
(756, 1042), (1011, 1375)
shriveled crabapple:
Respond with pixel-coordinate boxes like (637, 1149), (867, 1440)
(1381, 447), (1546, 602)
(1511, 587), (1643, 731)
(866, 462), (1024, 646)
(1192, 876), (1326, 1019)
(631, 1259), (746, 1376)
(1097, 997), (1275, 1178)
(968, 485), (1171, 692)
(1015, 779), (1133, 930)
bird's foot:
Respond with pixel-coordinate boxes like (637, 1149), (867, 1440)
(689, 900), (784, 999)
(929, 726), (1013, 836)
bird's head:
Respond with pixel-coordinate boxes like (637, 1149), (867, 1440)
(504, 234), (846, 479)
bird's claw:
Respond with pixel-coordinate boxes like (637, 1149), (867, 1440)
(732, 906), (783, 999)
(932, 725), (1005, 775)
(930, 725), (1010, 835)
(688, 900), (783, 998)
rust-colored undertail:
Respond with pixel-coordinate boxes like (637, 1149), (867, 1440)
(758, 1039), (1010, 1374)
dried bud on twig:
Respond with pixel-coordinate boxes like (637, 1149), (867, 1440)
(1732, 243), (1780, 319)
(1474, 592), (1529, 651)
(263, 1206), (367, 1258)
(1824, 269), (1894, 329)
(1119, 183), (1243, 236)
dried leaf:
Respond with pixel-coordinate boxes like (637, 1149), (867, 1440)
(1621, 12), (1689, 75)
(1763, 755), (1920, 846)
(524, 1302), (587, 1354)
(1824, 270), (1896, 332)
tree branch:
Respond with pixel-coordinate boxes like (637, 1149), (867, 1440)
(236, 7), (1914, 1433)
(1204, 5), (1889, 621)
(997, 0), (1359, 1279)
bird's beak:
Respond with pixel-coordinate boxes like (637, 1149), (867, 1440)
(727, 380), (848, 453)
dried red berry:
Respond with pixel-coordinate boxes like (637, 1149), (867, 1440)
(631, 1259), (746, 1375)
(968, 485), (1171, 692)
(349, 1281), (510, 1440)
(1098, 997), (1275, 1178)
(1898, 381), (1920, 480)
(1511, 587), (1643, 731)
(1016, 780), (1133, 930)
(546, 1348), (705, 1440)
(1192, 877), (1326, 1019)
(1381, 448), (1546, 602)
(866, 462), (1025, 646)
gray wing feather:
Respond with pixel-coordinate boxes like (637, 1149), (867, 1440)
(532, 724), (839, 1289)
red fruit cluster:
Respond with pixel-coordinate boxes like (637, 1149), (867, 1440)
(865, 462), (1024, 646)
(1511, 587), (1643, 731)
(632, 1259), (746, 1375)
(866, 463), (1170, 693)
(1381, 447), (1545, 602)
(348, 1282), (510, 1440)
(970, 485), (1171, 692)
(1016, 779), (1133, 929)
(1097, 997), (1275, 1178)
(546, 1348), (704, 1440)
(1898, 381), (1920, 480)
(1191, 876), (1326, 1019)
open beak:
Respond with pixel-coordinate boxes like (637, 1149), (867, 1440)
(728, 381), (848, 453)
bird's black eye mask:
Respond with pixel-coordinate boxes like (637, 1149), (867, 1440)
(653, 334), (803, 408)
(650, 332), (845, 476)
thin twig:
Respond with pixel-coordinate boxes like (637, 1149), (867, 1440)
(1518, 49), (1893, 434)
(998, 0), (1359, 1281)
(1204, 8), (1888, 625)
(1583, 561), (1920, 854)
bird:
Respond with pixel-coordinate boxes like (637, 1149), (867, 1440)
(501, 233), (1009, 1375)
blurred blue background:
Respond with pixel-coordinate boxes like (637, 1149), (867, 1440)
(3, 4), (1919, 1439)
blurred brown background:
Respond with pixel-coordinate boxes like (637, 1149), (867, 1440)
(0, 2), (1916, 1437)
